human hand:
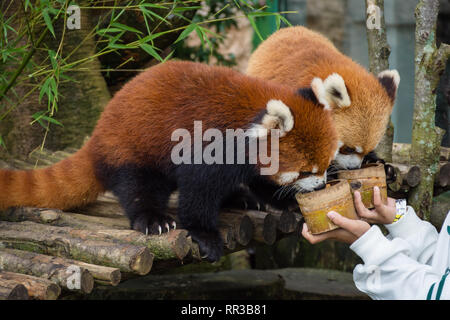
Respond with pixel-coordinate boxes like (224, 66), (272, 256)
(354, 186), (396, 224)
(301, 211), (371, 245)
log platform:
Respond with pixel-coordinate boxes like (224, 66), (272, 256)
(0, 149), (302, 300)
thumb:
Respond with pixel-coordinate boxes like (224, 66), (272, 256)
(327, 211), (357, 231)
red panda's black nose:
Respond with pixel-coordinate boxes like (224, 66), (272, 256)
(314, 183), (326, 191)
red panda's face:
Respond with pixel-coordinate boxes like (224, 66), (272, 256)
(250, 92), (337, 193)
(330, 70), (400, 169)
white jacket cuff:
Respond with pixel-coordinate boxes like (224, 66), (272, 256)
(350, 226), (392, 265)
(385, 206), (422, 239)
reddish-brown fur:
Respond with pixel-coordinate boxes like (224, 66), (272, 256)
(0, 146), (103, 210)
(0, 61), (337, 211)
(247, 26), (396, 159)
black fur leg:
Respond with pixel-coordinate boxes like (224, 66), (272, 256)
(188, 228), (223, 262)
(95, 163), (177, 235)
(176, 164), (255, 261)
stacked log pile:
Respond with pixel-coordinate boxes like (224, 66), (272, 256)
(0, 149), (301, 300)
(387, 143), (450, 196)
(387, 143), (450, 228)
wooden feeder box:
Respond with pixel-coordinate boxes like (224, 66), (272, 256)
(337, 163), (388, 209)
(296, 180), (358, 235)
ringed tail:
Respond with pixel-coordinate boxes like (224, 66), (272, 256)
(0, 144), (103, 211)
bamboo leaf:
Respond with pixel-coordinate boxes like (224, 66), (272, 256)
(140, 43), (163, 61)
(174, 23), (197, 44)
(42, 8), (55, 38)
(111, 22), (143, 35)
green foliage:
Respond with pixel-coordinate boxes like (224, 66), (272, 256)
(0, 0), (286, 151)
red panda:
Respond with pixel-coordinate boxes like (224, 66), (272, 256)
(247, 26), (400, 170)
(0, 61), (339, 261)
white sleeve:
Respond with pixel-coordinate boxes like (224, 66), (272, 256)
(384, 205), (438, 264)
(350, 226), (450, 300)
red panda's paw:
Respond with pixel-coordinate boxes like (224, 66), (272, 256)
(132, 214), (177, 236)
(222, 192), (266, 212)
(188, 229), (223, 262)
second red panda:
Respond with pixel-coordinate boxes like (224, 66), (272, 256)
(247, 26), (400, 169)
(0, 61), (340, 261)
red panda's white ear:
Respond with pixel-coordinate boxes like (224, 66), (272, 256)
(312, 73), (351, 110)
(248, 99), (294, 138)
(311, 78), (331, 110)
(378, 69), (400, 102)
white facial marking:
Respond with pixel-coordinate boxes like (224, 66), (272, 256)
(312, 165), (318, 174)
(294, 174), (326, 192)
(278, 171), (300, 185)
(355, 146), (363, 154)
(334, 152), (363, 170)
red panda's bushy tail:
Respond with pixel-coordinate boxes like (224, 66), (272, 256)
(0, 144), (104, 211)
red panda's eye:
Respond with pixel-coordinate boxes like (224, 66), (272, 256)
(299, 171), (313, 178)
(340, 146), (356, 155)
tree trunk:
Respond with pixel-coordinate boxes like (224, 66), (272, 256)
(409, 0), (450, 220)
(365, 0), (393, 162)
(42, 7), (111, 151)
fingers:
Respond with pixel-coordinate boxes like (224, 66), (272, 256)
(353, 191), (376, 221)
(327, 211), (356, 231)
(372, 186), (384, 209)
(302, 222), (358, 245)
(302, 223), (329, 244)
(327, 211), (370, 238)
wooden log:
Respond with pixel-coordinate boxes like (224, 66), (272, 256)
(406, 165), (421, 187)
(393, 143), (450, 163)
(441, 147), (450, 162)
(89, 229), (192, 261)
(219, 226), (237, 250)
(436, 163), (450, 188)
(271, 210), (299, 234)
(0, 208), (190, 261)
(218, 212), (254, 246)
(387, 165), (403, 192)
(0, 221), (153, 275)
(0, 248), (94, 293)
(387, 163), (422, 189)
(70, 261), (121, 286)
(386, 163), (450, 194)
(431, 190), (450, 230)
(0, 248), (120, 286)
(0, 207), (61, 223)
(72, 199), (126, 219)
(0, 206), (129, 229)
(237, 210), (277, 245)
(0, 271), (60, 300)
(0, 279), (29, 300)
